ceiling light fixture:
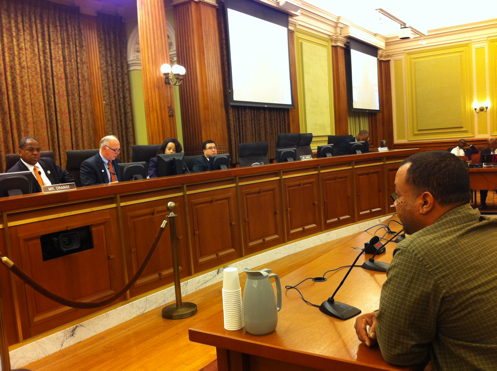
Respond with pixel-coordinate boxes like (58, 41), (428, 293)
(376, 8), (427, 39)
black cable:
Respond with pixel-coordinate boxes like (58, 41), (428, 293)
(285, 265), (362, 307)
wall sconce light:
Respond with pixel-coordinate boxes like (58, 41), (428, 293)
(473, 100), (490, 113)
(161, 63), (186, 86)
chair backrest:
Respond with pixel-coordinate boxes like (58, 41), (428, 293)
(66, 149), (99, 187)
(184, 155), (202, 173)
(446, 147), (453, 152)
(296, 133), (313, 158)
(131, 145), (161, 165)
(458, 156), (469, 161)
(238, 142), (269, 167)
(328, 135), (354, 156)
(5, 151), (56, 172)
(276, 133), (299, 149)
(471, 153), (480, 164)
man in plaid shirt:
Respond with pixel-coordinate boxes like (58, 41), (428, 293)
(355, 151), (497, 370)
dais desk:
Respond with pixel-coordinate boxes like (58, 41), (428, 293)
(0, 149), (417, 345)
(189, 225), (414, 371)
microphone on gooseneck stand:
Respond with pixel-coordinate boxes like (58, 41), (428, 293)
(362, 229), (404, 272)
(319, 236), (380, 320)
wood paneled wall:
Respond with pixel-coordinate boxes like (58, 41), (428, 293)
(137, 0), (177, 145)
(288, 29), (300, 134)
(81, 15), (106, 148)
(369, 60), (394, 148)
(173, 1), (229, 155)
(332, 46), (349, 135)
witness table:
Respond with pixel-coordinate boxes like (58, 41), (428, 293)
(469, 168), (497, 190)
(189, 225), (415, 371)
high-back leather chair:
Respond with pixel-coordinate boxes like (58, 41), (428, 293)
(238, 142), (269, 167)
(65, 149), (99, 187)
(275, 133), (299, 150)
(296, 133), (313, 158)
(328, 135), (354, 156)
(5, 151), (56, 172)
(184, 155), (202, 173)
(131, 144), (161, 173)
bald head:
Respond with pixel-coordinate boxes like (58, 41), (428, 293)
(489, 138), (497, 151)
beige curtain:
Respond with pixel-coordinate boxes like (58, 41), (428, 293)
(348, 110), (370, 136)
(0, 0), (95, 171)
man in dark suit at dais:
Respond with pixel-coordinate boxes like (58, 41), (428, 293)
(7, 137), (74, 192)
(80, 135), (121, 186)
(193, 139), (218, 173)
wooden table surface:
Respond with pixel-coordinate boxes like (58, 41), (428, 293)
(190, 223), (415, 371)
(469, 167), (497, 190)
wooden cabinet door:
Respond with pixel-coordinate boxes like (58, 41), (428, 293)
(240, 181), (283, 254)
(189, 188), (241, 272)
(15, 210), (123, 338)
(284, 175), (320, 240)
(122, 196), (190, 298)
(355, 165), (385, 221)
(386, 163), (400, 213)
(322, 169), (354, 229)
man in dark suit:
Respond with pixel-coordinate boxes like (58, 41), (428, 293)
(193, 140), (217, 172)
(7, 137), (74, 193)
(80, 135), (121, 186)
(449, 139), (478, 159)
(479, 137), (497, 209)
(337, 130), (370, 156)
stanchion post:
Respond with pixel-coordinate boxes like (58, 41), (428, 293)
(162, 202), (197, 319)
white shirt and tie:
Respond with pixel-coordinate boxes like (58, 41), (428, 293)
(450, 147), (466, 157)
(20, 158), (52, 186)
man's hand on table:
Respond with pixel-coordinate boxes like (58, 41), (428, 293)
(354, 312), (377, 347)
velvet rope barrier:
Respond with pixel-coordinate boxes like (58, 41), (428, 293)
(0, 219), (169, 309)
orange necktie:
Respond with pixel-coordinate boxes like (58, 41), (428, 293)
(34, 166), (45, 188)
(108, 161), (117, 182)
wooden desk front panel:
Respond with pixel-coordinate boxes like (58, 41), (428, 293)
(121, 196), (190, 298)
(0, 150), (419, 344)
(283, 174), (320, 240)
(11, 209), (124, 338)
(240, 180), (283, 255)
(386, 162), (401, 214)
(355, 165), (386, 221)
(321, 169), (355, 229)
(188, 187), (241, 273)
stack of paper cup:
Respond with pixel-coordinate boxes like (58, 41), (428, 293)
(222, 267), (243, 331)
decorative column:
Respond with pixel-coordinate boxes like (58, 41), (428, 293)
(288, 19), (300, 133)
(331, 35), (349, 135)
(137, 0), (177, 145)
(173, 0), (229, 155)
(375, 52), (394, 148)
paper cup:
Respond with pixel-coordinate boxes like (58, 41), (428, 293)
(222, 286), (243, 331)
(223, 267), (240, 290)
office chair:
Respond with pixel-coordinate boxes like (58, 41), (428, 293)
(184, 155), (202, 173)
(65, 149), (99, 187)
(275, 133), (299, 150)
(5, 151), (56, 172)
(296, 133), (313, 158)
(327, 135), (354, 156)
(131, 144), (161, 173)
(238, 142), (269, 167)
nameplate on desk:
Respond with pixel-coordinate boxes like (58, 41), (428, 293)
(42, 183), (76, 193)
(300, 155), (313, 161)
(378, 147), (389, 152)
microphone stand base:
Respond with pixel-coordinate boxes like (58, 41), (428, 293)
(362, 260), (390, 272)
(319, 300), (361, 320)
(162, 302), (197, 320)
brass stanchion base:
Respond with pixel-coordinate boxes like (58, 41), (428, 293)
(162, 302), (197, 319)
